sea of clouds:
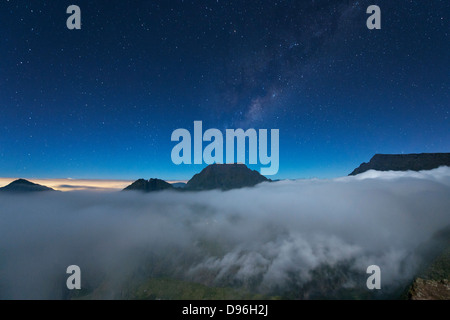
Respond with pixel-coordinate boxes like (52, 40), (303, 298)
(0, 167), (449, 299)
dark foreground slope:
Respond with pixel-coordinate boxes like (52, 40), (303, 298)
(350, 153), (450, 176)
(406, 226), (450, 300)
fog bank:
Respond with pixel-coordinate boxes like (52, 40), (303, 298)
(0, 167), (449, 299)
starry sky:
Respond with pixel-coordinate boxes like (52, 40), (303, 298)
(0, 0), (448, 180)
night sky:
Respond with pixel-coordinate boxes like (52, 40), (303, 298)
(0, 0), (448, 180)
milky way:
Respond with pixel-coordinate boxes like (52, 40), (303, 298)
(0, 1), (448, 180)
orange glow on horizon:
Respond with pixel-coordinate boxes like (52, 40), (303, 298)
(0, 178), (188, 192)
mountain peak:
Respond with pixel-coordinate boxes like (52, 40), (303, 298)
(123, 178), (174, 192)
(0, 179), (54, 193)
(186, 163), (270, 191)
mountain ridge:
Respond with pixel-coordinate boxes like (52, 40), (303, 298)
(0, 179), (55, 193)
(123, 164), (271, 192)
(349, 153), (450, 176)
(186, 163), (270, 191)
(123, 178), (174, 192)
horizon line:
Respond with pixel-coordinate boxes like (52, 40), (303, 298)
(0, 177), (189, 192)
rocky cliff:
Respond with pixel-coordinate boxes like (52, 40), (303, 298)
(349, 153), (450, 176)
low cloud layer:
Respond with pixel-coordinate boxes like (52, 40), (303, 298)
(1, 168), (450, 299)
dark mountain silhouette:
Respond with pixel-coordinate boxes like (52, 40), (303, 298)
(186, 164), (270, 191)
(123, 178), (174, 192)
(123, 164), (269, 192)
(349, 153), (450, 176)
(0, 179), (54, 193)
